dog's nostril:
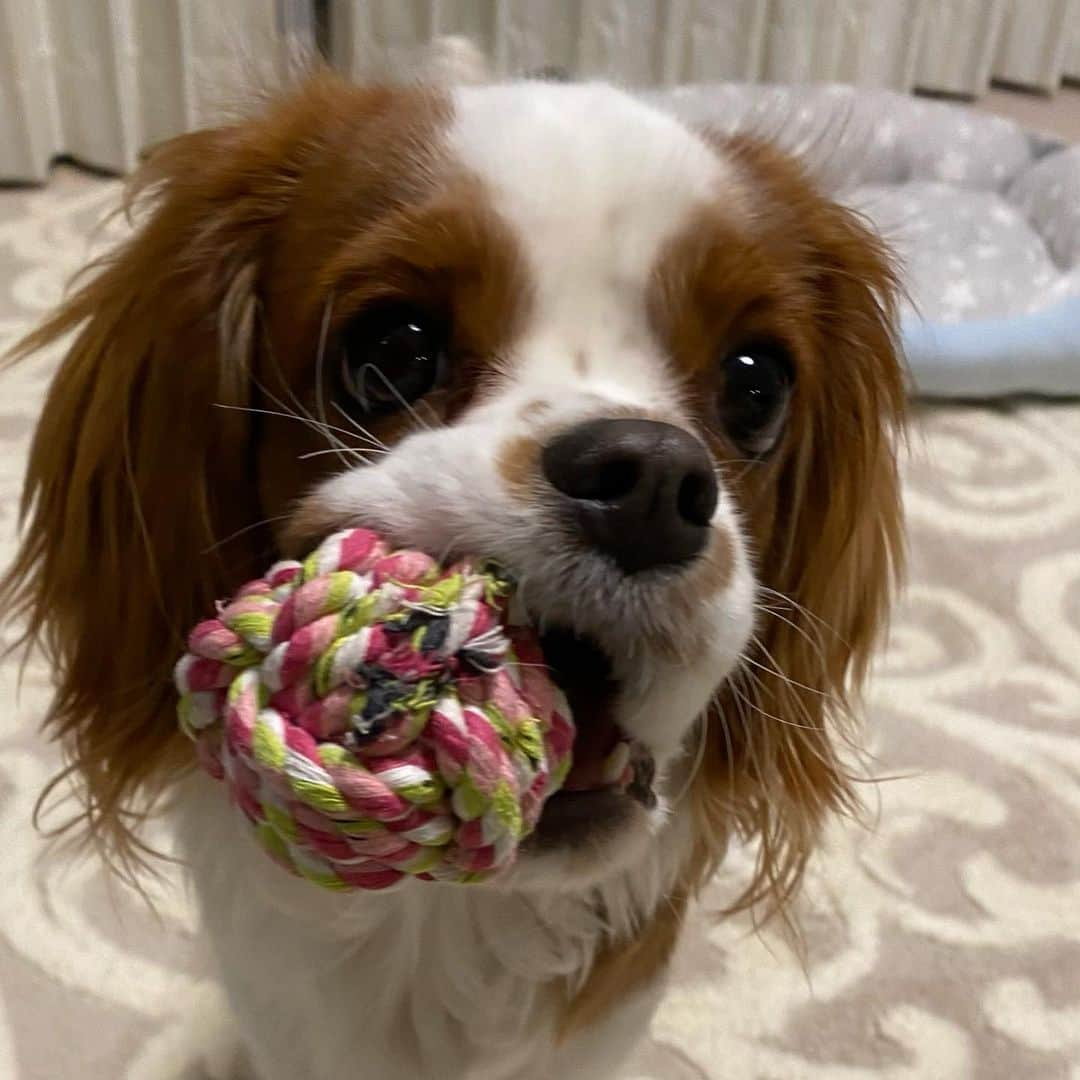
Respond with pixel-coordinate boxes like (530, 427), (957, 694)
(541, 418), (718, 573)
(580, 459), (640, 503)
(677, 470), (717, 527)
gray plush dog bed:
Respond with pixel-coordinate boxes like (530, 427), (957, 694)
(653, 85), (1080, 397)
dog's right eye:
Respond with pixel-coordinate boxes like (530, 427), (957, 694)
(717, 343), (793, 457)
(339, 304), (448, 415)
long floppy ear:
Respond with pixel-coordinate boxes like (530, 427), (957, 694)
(0, 77), (354, 869)
(689, 149), (907, 913)
(563, 157), (905, 1038)
(563, 179), (905, 1038)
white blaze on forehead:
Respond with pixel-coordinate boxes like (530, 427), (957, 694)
(449, 82), (730, 407)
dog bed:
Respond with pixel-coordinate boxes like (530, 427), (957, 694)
(653, 85), (1080, 397)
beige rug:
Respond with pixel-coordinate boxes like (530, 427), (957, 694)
(1, 168), (1079, 1080)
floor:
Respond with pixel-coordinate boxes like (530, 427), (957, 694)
(1, 169), (1079, 1078)
(975, 82), (1080, 142)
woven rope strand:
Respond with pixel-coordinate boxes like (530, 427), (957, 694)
(175, 528), (574, 890)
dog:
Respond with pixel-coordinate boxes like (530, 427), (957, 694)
(3, 73), (905, 1078)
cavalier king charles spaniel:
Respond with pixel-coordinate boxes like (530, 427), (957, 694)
(4, 73), (905, 1079)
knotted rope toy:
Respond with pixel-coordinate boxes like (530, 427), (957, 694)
(174, 528), (574, 890)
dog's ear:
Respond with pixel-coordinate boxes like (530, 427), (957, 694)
(689, 139), (907, 913)
(564, 141), (905, 1037)
(0, 73), (376, 868)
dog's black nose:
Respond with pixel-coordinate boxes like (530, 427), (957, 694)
(541, 418), (718, 573)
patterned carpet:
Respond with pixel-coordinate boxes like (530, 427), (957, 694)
(1, 168), (1079, 1080)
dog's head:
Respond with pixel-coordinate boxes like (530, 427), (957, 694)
(5, 75), (904, 903)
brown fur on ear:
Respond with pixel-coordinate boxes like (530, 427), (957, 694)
(0, 72), (391, 873)
(565, 139), (905, 1034)
(687, 138), (907, 914)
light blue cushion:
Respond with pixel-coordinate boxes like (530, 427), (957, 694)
(902, 298), (1080, 397)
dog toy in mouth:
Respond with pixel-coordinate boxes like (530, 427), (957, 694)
(174, 528), (577, 890)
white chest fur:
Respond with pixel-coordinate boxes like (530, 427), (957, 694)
(173, 775), (685, 1080)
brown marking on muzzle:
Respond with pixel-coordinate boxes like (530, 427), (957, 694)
(496, 434), (542, 501)
(518, 398), (553, 423)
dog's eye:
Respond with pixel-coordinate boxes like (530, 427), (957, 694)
(339, 305), (448, 415)
(718, 346), (793, 456)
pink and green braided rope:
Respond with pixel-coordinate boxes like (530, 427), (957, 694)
(174, 528), (575, 890)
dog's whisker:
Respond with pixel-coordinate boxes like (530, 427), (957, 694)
(314, 294), (354, 470)
(729, 669), (822, 732)
(298, 446), (385, 462)
(212, 403), (363, 448)
(418, 398), (441, 429)
(202, 513), (294, 554)
(251, 375), (350, 455)
(732, 659), (816, 737)
(753, 601), (828, 670)
(331, 400), (391, 452)
(746, 633), (830, 701)
(360, 362), (435, 434)
(250, 298), (363, 464)
(708, 691), (739, 796)
(256, 296), (333, 439)
(740, 656), (824, 735)
(757, 585), (846, 645)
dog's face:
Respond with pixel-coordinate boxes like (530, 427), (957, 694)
(278, 83), (762, 876)
(6, 77), (904, 901)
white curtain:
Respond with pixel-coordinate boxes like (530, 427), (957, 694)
(915, 0), (1008, 99)
(3, 0), (1079, 183)
(994, 0), (1079, 92)
(331, 0), (1080, 97)
(0, 0), (310, 183)
(330, 0), (924, 88)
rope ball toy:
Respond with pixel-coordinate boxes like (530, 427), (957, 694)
(174, 528), (575, 890)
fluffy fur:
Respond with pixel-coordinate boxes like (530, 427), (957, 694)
(2, 73), (905, 1079)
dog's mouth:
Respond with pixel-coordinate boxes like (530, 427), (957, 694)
(530, 627), (657, 848)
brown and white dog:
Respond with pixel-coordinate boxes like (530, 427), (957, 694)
(4, 74), (905, 1078)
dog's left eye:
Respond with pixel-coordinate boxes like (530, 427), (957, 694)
(718, 346), (793, 456)
(339, 304), (448, 415)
